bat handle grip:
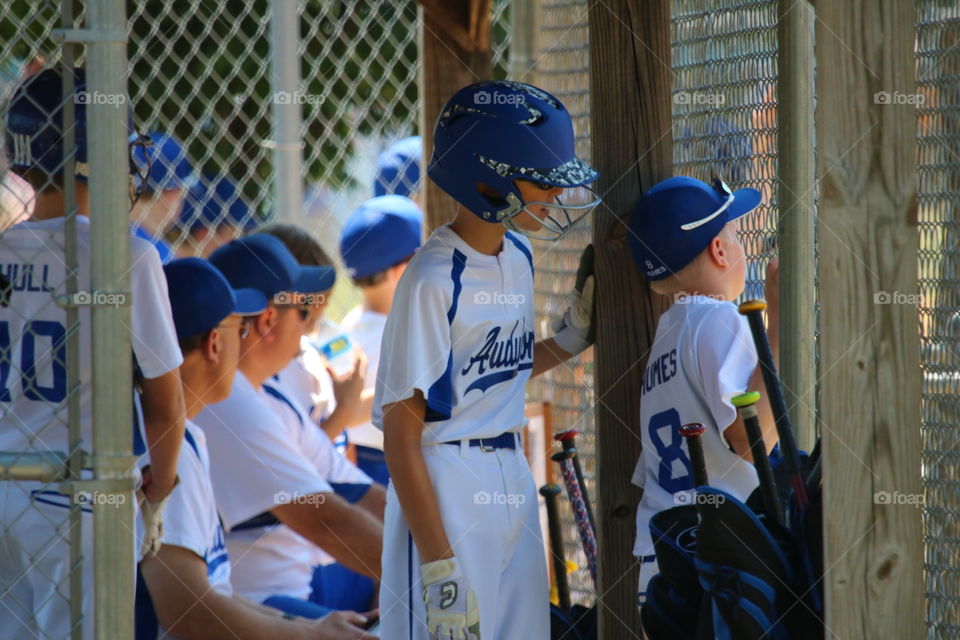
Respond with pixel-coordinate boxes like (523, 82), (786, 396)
(680, 423), (709, 488)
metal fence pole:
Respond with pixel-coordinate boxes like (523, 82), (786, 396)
(776, 0), (817, 451)
(84, 0), (136, 637)
(270, 0), (303, 224)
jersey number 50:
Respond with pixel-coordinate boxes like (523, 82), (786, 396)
(647, 408), (694, 494)
(0, 320), (67, 402)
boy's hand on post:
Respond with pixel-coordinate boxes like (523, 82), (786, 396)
(420, 557), (481, 639)
(764, 256), (779, 320)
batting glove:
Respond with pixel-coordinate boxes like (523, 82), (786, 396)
(420, 557), (480, 640)
(136, 479), (176, 557)
(552, 244), (596, 356)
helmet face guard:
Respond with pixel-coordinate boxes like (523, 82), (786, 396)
(498, 185), (600, 242)
(428, 81), (600, 242)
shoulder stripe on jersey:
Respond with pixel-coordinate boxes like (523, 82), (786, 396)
(330, 481), (371, 504)
(425, 248), (466, 422)
(505, 232), (534, 275)
(262, 383), (305, 428)
(184, 428), (200, 458)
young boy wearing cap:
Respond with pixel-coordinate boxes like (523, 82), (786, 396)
(194, 234), (383, 619)
(169, 174), (256, 258)
(263, 223), (368, 451)
(373, 136), (422, 205)
(626, 176), (779, 606)
(338, 194), (424, 485)
(0, 67), (186, 638)
(138, 257), (374, 639)
(130, 132), (197, 262)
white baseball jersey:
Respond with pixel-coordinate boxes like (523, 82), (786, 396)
(373, 224), (535, 443)
(0, 215), (182, 455)
(632, 297), (760, 558)
(195, 370), (372, 603)
(342, 305), (386, 449)
(274, 336), (337, 424)
(374, 225), (548, 639)
(136, 420), (231, 596)
(0, 215), (182, 640)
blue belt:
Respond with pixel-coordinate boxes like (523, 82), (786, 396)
(443, 432), (518, 451)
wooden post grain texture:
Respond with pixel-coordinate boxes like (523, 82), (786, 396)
(419, 6), (492, 232)
(815, 1), (924, 637)
(587, 0), (673, 634)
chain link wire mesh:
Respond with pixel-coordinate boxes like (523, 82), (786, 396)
(917, 3), (960, 637)
(530, 0), (596, 608)
(0, 4), (135, 638)
(0, 1), (514, 636)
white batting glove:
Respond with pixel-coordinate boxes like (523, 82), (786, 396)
(136, 487), (173, 557)
(552, 273), (595, 356)
(420, 557), (480, 640)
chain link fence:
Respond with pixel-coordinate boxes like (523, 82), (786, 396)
(917, 3), (960, 637)
(530, 0), (596, 608)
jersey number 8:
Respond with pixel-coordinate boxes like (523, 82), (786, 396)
(647, 408), (694, 494)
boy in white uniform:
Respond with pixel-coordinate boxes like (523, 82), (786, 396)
(137, 256), (373, 639)
(195, 234), (383, 618)
(375, 81), (599, 639)
(339, 194), (424, 485)
(0, 67), (186, 639)
(626, 176), (780, 606)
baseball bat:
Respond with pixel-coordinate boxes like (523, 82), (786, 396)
(732, 391), (784, 526)
(554, 430), (597, 535)
(679, 423), (708, 488)
(552, 448), (598, 588)
(540, 483), (572, 613)
(738, 300), (809, 509)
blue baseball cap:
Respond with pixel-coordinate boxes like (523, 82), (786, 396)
(132, 132), (196, 193)
(163, 257), (267, 341)
(628, 176), (761, 280)
(209, 233), (336, 299)
(374, 136), (422, 198)
(340, 195), (423, 278)
(178, 174), (256, 232)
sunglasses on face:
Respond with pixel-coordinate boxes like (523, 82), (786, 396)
(274, 304), (312, 322)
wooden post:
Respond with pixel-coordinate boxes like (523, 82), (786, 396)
(588, 0), (673, 633)
(776, 0), (817, 451)
(815, 1), (924, 637)
(418, 2), (492, 231)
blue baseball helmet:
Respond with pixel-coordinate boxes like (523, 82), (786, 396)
(427, 81), (599, 241)
(4, 67), (149, 184)
(374, 136), (422, 198)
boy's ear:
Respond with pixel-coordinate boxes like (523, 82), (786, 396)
(707, 236), (727, 267)
(203, 328), (221, 364)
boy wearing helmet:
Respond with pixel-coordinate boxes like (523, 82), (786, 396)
(374, 81), (598, 639)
